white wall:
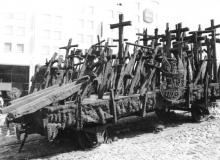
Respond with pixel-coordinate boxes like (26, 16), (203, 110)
(1, 0), (220, 73)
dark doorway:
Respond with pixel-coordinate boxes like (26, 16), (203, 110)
(0, 65), (29, 99)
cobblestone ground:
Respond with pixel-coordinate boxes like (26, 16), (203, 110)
(0, 105), (220, 160)
(36, 107), (220, 160)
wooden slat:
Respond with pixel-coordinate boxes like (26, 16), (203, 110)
(1, 85), (60, 114)
(110, 89), (117, 123)
(10, 82), (84, 119)
(2, 76), (90, 115)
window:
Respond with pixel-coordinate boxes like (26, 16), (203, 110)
(53, 46), (59, 52)
(17, 44), (24, 53)
(136, 15), (140, 22)
(4, 13), (13, 20)
(4, 43), (12, 53)
(136, 2), (140, 10)
(80, 7), (85, 14)
(42, 30), (50, 39)
(42, 45), (50, 55)
(77, 34), (84, 43)
(16, 27), (25, 36)
(117, 11), (122, 15)
(135, 28), (140, 34)
(54, 16), (62, 25)
(53, 31), (61, 40)
(108, 10), (114, 18)
(88, 20), (94, 29)
(5, 26), (13, 35)
(87, 35), (93, 44)
(43, 14), (51, 24)
(15, 12), (25, 20)
(78, 19), (84, 28)
(143, 8), (153, 23)
(88, 6), (94, 15)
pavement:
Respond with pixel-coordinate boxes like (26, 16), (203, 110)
(0, 105), (220, 160)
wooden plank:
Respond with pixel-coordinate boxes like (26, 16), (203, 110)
(128, 59), (143, 95)
(10, 82), (84, 119)
(115, 44), (130, 95)
(45, 52), (58, 88)
(193, 59), (207, 85)
(140, 68), (156, 95)
(7, 76), (89, 118)
(78, 48), (93, 78)
(1, 84), (59, 114)
(110, 89), (117, 123)
(98, 58), (113, 98)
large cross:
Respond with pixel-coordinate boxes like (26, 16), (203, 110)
(110, 14), (131, 64)
(170, 23), (189, 58)
(137, 28), (149, 46)
(163, 23), (172, 57)
(205, 19), (220, 82)
(170, 23), (189, 41)
(59, 39), (78, 68)
(137, 28), (163, 48)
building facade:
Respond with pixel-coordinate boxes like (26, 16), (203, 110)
(0, 0), (160, 95)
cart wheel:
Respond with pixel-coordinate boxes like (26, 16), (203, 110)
(191, 105), (203, 122)
(155, 108), (169, 121)
(75, 131), (96, 150)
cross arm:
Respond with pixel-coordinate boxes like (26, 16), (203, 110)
(110, 21), (132, 29)
(59, 44), (78, 50)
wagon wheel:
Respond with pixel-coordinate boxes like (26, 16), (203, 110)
(155, 107), (170, 121)
(74, 127), (110, 149)
(75, 131), (96, 150)
(191, 104), (203, 122)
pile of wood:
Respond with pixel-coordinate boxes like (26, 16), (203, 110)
(1, 76), (89, 119)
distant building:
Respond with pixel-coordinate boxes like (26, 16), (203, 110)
(0, 0), (160, 95)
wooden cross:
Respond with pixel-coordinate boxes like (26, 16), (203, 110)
(59, 38), (78, 52)
(170, 23), (189, 58)
(143, 29), (148, 46)
(136, 28), (148, 46)
(205, 19), (220, 82)
(164, 23), (172, 57)
(170, 23), (189, 41)
(59, 39), (78, 68)
(137, 28), (163, 48)
(152, 28), (162, 48)
(110, 14), (131, 64)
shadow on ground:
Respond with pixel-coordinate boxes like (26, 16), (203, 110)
(0, 111), (195, 160)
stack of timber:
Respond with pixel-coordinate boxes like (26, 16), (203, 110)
(1, 76), (90, 120)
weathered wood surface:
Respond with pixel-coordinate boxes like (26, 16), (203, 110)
(9, 82), (82, 119)
(1, 84), (59, 114)
(5, 76), (89, 119)
(45, 52), (58, 88)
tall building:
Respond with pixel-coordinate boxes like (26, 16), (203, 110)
(0, 0), (160, 96)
